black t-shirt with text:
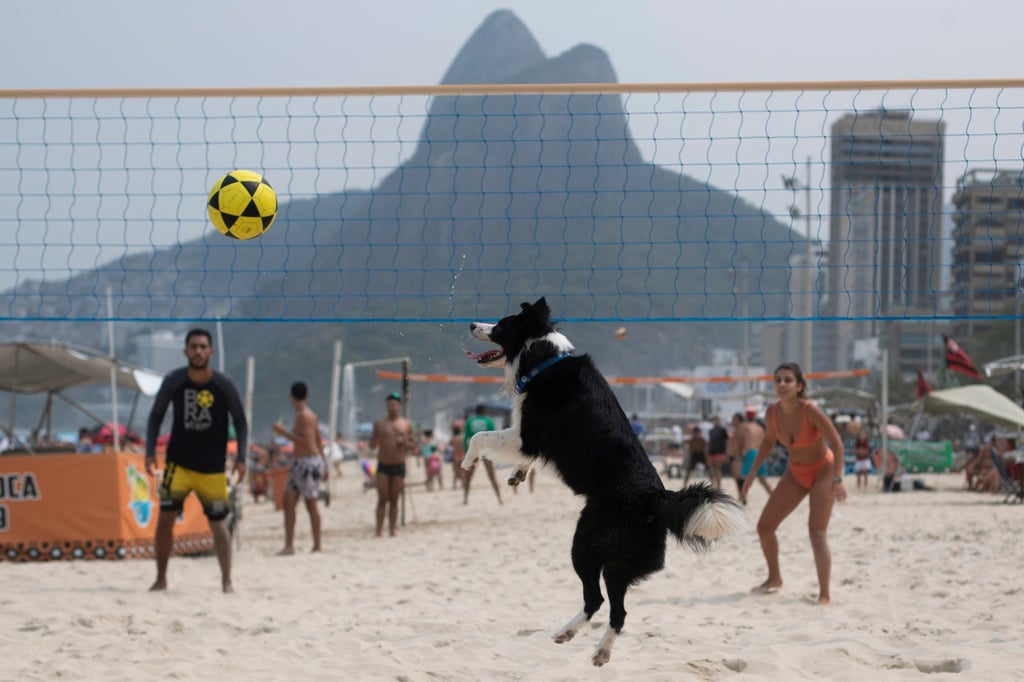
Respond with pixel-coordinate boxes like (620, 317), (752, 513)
(146, 367), (248, 474)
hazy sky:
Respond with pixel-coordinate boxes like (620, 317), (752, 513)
(2, 0), (1023, 292)
(4, 0), (1023, 90)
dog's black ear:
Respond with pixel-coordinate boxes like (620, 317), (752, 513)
(533, 297), (549, 317)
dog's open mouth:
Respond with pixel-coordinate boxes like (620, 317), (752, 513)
(464, 348), (505, 364)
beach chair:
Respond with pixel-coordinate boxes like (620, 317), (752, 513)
(989, 451), (1022, 504)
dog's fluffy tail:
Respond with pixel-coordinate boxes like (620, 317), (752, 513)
(658, 482), (746, 551)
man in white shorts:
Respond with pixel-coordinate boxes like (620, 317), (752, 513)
(272, 381), (326, 554)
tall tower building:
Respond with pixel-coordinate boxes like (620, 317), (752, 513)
(825, 110), (945, 376)
(950, 168), (1024, 342)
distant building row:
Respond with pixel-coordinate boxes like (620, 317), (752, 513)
(771, 109), (1021, 381)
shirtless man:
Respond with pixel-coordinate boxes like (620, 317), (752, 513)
(733, 412), (773, 504)
(369, 392), (414, 537)
(273, 381), (326, 554)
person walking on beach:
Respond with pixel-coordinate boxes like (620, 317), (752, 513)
(682, 426), (707, 485)
(706, 415), (729, 490)
(462, 405), (503, 505)
(145, 328), (248, 593)
(449, 420), (467, 491)
(272, 381), (326, 555)
(742, 362), (847, 604)
(734, 412), (773, 504)
(369, 392), (414, 537)
(853, 428), (872, 491)
(420, 428), (443, 491)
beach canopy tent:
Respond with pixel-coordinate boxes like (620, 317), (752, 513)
(0, 341), (163, 394)
(983, 355), (1024, 378)
(0, 343), (210, 563)
(917, 385), (1024, 431)
(812, 387), (879, 418)
(0, 341), (164, 446)
(658, 382), (695, 400)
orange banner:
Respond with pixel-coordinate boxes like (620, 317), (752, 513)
(375, 367), (871, 385)
(0, 451), (213, 562)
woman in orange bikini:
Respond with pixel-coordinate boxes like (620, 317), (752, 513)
(741, 362), (847, 604)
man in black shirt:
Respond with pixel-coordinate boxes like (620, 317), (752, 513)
(706, 415), (729, 491)
(145, 328), (248, 593)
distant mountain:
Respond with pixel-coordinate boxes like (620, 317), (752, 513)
(0, 10), (801, 431)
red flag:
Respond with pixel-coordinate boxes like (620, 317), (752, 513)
(943, 335), (983, 380)
(915, 367), (933, 399)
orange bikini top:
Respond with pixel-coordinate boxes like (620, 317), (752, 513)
(773, 401), (821, 448)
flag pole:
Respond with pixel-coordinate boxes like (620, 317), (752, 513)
(880, 347), (889, 490)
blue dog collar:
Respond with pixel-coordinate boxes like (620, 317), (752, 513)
(514, 352), (572, 395)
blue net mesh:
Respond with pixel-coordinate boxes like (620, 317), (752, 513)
(0, 83), (1020, 328)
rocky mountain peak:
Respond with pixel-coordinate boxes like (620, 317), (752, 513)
(440, 10), (546, 85)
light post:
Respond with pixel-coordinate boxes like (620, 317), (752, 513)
(782, 157), (814, 373)
(1016, 264), (1022, 403)
(729, 259), (751, 386)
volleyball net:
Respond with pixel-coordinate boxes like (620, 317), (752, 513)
(1, 80), (1022, 326)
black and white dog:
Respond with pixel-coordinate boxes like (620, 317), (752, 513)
(463, 298), (745, 667)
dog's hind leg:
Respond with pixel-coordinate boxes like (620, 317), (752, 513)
(591, 627), (617, 667)
(553, 608), (588, 644)
(590, 566), (634, 666)
(553, 562), (602, 644)
(590, 530), (664, 667)
(554, 512), (605, 645)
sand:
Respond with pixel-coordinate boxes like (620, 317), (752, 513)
(2, 461), (1022, 681)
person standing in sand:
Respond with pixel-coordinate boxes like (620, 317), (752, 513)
(734, 412), (773, 504)
(742, 362), (847, 605)
(272, 381), (326, 555)
(449, 420), (467, 491)
(370, 392), (414, 537)
(145, 328), (248, 593)
(706, 415), (729, 490)
(853, 428), (872, 491)
(682, 426), (707, 486)
(462, 404), (503, 505)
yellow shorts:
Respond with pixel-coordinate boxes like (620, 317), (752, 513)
(159, 462), (230, 521)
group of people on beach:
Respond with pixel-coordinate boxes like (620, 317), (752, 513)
(678, 363), (848, 603)
(681, 412), (775, 502)
(370, 399), (513, 537)
(142, 329), (526, 593)
(144, 329), (850, 604)
(143, 328), (334, 592)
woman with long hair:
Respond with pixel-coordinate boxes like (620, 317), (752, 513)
(742, 362), (847, 604)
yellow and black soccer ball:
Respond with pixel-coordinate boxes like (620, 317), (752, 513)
(206, 170), (278, 240)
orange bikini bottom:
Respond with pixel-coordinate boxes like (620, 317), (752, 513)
(788, 449), (833, 489)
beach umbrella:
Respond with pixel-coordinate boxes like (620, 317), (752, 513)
(885, 424), (907, 440)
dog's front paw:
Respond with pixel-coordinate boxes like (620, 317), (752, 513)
(461, 450), (480, 470)
(507, 468), (527, 487)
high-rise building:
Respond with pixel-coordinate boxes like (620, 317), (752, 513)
(824, 109), (945, 377)
(950, 168), (1024, 342)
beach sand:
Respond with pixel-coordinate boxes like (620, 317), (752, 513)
(2, 462), (1022, 681)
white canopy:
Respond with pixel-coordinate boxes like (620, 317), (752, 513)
(919, 384), (1024, 430)
(658, 382), (695, 400)
(983, 355), (1024, 378)
(0, 341), (163, 396)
